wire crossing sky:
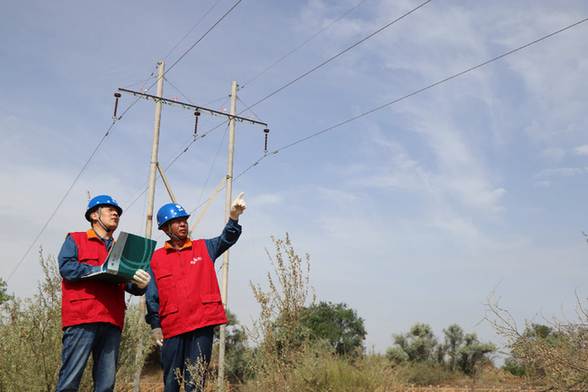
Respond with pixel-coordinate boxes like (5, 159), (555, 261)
(7, 0), (244, 281)
(123, 0), (434, 214)
(2, 1), (588, 353)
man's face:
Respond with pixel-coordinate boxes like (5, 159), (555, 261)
(91, 206), (120, 230)
(167, 217), (189, 240)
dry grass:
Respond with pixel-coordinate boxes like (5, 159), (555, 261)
(0, 249), (152, 391)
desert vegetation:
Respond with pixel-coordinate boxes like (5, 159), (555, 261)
(1, 237), (586, 391)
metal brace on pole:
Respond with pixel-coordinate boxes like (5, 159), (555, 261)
(157, 163), (177, 203)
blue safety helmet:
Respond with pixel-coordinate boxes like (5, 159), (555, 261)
(157, 203), (190, 229)
(85, 195), (123, 222)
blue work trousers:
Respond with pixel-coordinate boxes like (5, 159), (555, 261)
(55, 323), (121, 392)
(161, 326), (214, 392)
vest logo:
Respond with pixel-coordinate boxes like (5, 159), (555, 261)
(190, 256), (203, 265)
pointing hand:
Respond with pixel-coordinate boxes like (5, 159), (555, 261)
(230, 192), (247, 220)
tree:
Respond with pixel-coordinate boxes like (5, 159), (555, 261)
(392, 323), (438, 362)
(488, 298), (588, 390)
(386, 346), (409, 364)
(0, 277), (12, 305)
(501, 323), (567, 378)
(503, 357), (526, 376)
(456, 333), (495, 376)
(386, 323), (496, 376)
(299, 301), (366, 356)
(443, 324), (464, 371)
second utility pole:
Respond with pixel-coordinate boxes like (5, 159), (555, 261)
(145, 61), (165, 236)
(217, 80), (238, 391)
(133, 60), (165, 392)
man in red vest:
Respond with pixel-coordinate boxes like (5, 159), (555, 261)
(145, 192), (246, 392)
(56, 195), (151, 392)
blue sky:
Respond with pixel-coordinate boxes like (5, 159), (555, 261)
(2, 0), (588, 353)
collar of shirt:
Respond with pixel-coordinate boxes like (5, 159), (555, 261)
(86, 229), (114, 250)
(164, 238), (192, 251)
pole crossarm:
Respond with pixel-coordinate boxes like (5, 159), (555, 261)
(118, 88), (268, 127)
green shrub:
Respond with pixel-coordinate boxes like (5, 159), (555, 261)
(488, 298), (588, 391)
(395, 362), (456, 386)
(0, 249), (151, 391)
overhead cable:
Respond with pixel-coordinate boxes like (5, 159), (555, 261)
(9, 2), (243, 281)
(240, 0), (369, 89)
(234, 16), (588, 181)
(162, 0), (224, 62)
(241, 0), (433, 111)
(162, 0), (243, 78)
(145, 0), (431, 193)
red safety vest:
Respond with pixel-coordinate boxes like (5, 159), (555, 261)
(150, 239), (227, 339)
(61, 230), (126, 330)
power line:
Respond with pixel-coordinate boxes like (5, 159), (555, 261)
(206, 94), (231, 106)
(8, 2), (243, 281)
(164, 76), (196, 104)
(122, 0), (241, 124)
(165, 76), (231, 109)
(122, 87), (232, 214)
(8, 127), (110, 280)
(122, 1), (244, 211)
(121, 72), (156, 90)
(241, 0), (433, 112)
(162, 0), (224, 62)
(163, 0), (243, 78)
(147, 0), (431, 188)
(240, 0), (369, 89)
(233, 16), (588, 184)
(153, 124), (230, 242)
(195, 125), (230, 209)
(120, 0), (244, 198)
(124, 116), (230, 213)
(236, 96), (262, 121)
(7, 94), (151, 283)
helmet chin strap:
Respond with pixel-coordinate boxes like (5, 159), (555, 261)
(96, 207), (113, 233)
(165, 224), (183, 242)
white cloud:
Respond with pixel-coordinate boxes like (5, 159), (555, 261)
(574, 145), (588, 156)
(250, 193), (283, 206)
(4, 0), (588, 354)
(535, 167), (588, 179)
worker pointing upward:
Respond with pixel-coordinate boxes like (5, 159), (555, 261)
(146, 192), (246, 392)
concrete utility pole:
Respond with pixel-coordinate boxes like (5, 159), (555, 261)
(145, 61), (165, 239)
(217, 80), (238, 391)
(116, 75), (267, 392)
(132, 60), (165, 392)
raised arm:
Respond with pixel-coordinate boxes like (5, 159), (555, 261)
(205, 192), (246, 261)
(205, 219), (242, 261)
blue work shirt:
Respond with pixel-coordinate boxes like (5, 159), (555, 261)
(58, 232), (146, 296)
(145, 218), (242, 329)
